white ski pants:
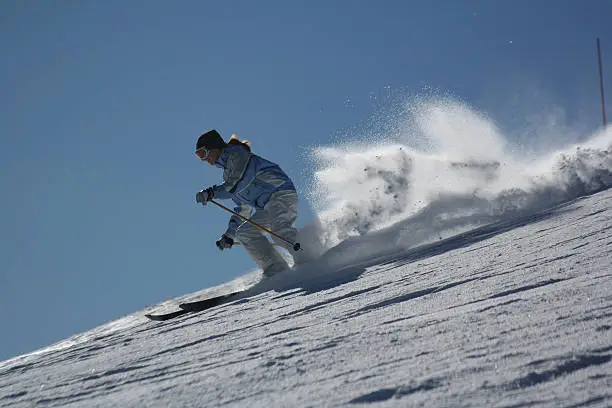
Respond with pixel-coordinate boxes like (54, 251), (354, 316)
(235, 190), (304, 274)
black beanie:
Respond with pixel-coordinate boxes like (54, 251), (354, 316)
(196, 129), (227, 151)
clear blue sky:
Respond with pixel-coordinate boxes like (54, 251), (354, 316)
(1, 0), (610, 361)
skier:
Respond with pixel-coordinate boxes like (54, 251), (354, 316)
(194, 129), (305, 277)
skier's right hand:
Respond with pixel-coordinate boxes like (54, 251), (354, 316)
(196, 188), (214, 205)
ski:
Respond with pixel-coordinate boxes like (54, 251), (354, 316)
(145, 291), (243, 321)
(145, 309), (191, 321)
(179, 291), (243, 312)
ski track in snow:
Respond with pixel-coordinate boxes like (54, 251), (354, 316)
(0, 189), (611, 407)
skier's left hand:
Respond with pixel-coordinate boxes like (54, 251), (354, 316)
(196, 188), (214, 205)
(216, 234), (234, 250)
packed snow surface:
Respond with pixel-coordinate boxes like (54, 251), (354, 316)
(1, 98), (611, 407)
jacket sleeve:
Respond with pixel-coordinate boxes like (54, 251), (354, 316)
(224, 204), (252, 238)
(211, 147), (251, 199)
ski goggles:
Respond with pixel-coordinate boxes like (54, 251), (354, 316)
(194, 146), (210, 160)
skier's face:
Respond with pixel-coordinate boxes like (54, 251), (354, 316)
(204, 150), (217, 165)
(195, 147), (220, 165)
(194, 146), (209, 160)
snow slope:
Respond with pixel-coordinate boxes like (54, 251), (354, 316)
(1, 99), (611, 407)
(1, 184), (611, 407)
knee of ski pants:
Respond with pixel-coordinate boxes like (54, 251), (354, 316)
(264, 190), (298, 244)
(235, 211), (287, 271)
(234, 190), (298, 242)
(264, 190), (310, 265)
(234, 189), (299, 267)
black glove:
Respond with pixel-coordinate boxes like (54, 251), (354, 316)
(216, 234), (234, 251)
(196, 188), (214, 205)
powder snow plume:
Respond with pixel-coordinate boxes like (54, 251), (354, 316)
(297, 97), (612, 264)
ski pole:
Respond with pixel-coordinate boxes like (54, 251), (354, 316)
(234, 242), (280, 248)
(209, 199), (302, 252)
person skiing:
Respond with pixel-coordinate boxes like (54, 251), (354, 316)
(194, 129), (305, 276)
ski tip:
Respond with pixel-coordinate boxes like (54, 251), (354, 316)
(145, 309), (190, 321)
(145, 314), (165, 321)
